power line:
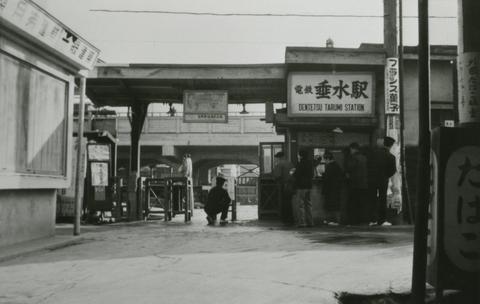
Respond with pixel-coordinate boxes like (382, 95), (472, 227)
(89, 9), (456, 19)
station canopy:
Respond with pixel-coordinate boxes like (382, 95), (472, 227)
(86, 63), (286, 107)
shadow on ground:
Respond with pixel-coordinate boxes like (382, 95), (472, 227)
(337, 292), (410, 304)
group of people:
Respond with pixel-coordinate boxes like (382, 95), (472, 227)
(273, 136), (397, 228)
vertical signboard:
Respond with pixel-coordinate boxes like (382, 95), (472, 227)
(385, 57), (400, 114)
(385, 57), (402, 214)
(458, 53), (480, 124)
(428, 126), (480, 290)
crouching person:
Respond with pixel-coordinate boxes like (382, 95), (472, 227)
(204, 176), (231, 226)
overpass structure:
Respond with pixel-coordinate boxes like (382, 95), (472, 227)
(114, 115), (283, 185)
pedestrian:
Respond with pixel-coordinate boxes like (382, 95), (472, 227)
(293, 149), (314, 228)
(204, 176), (231, 226)
(178, 154), (192, 178)
(368, 136), (397, 226)
(273, 151), (295, 225)
(322, 151), (343, 225)
(345, 142), (368, 225)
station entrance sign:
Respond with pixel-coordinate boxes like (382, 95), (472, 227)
(287, 72), (374, 117)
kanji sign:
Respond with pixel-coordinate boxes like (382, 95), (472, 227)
(90, 162), (108, 187)
(288, 72), (374, 117)
(445, 146), (480, 271)
(385, 58), (400, 115)
(87, 144), (110, 161)
(458, 52), (480, 123)
(0, 0), (99, 70)
(183, 90), (228, 123)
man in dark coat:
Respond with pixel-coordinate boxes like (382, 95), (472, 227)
(293, 149), (314, 227)
(369, 136), (397, 226)
(273, 151), (295, 225)
(345, 142), (368, 225)
(204, 176), (231, 225)
(322, 151), (343, 225)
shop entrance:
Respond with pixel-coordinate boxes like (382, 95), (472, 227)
(258, 142), (284, 220)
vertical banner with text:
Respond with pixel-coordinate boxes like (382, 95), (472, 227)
(385, 57), (402, 213)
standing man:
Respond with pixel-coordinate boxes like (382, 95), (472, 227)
(273, 151), (295, 225)
(322, 151), (344, 225)
(369, 136), (397, 226)
(345, 142), (368, 225)
(179, 154), (192, 178)
(293, 149), (314, 228)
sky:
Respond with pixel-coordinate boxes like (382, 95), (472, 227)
(35, 0), (458, 64)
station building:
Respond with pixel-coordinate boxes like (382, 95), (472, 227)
(269, 43), (456, 222)
(0, 0), (98, 246)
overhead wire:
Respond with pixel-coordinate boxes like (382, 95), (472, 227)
(89, 9), (456, 19)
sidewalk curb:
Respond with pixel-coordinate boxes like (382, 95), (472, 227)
(0, 220), (150, 264)
(0, 236), (86, 264)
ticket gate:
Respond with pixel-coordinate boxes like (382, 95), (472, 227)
(144, 177), (193, 222)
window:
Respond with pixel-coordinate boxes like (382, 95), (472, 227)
(0, 51), (68, 177)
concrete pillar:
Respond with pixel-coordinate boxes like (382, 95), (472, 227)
(458, 0), (480, 125)
(128, 103), (149, 220)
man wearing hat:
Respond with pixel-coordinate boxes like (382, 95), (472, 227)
(204, 176), (231, 226)
(369, 136), (397, 226)
(273, 151), (295, 225)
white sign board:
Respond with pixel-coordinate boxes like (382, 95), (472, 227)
(90, 162), (109, 186)
(385, 57), (400, 115)
(288, 72), (374, 117)
(183, 90), (228, 123)
(444, 146), (480, 271)
(458, 52), (480, 124)
(0, 0), (99, 70)
(87, 144), (110, 161)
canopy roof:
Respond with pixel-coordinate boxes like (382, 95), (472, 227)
(86, 63), (286, 107)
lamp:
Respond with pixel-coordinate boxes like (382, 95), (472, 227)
(240, 103), (249, 114)
(332, 127), (343, 134)
(167, 102), (176, 116)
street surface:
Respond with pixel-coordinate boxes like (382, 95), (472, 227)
(0, 206), (413, 304)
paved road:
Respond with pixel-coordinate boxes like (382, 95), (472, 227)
(0, 206), (413, 304)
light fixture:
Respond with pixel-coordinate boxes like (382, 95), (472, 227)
(332, 127), (343, 134)
(167, 102), (176, 116)
(240, 103), (249, 114)
(326, 37), (334, 48)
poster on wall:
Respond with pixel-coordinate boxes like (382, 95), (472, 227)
(183, 90), (228, 123)
(288, 72), (374, 117)
(91, 162), (109, 186)
(385, 57), (400, 115)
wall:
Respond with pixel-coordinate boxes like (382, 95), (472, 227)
(403, 59), (455, 146)
(115, 115), (283, 148)
(0, 26), (76, 247)
(0, 189), (56, 247)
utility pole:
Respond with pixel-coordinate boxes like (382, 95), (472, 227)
(458, 1), (480, 127)
(384, 0), (403, 218)
(411, 0), (430, 303)
(74, 75), (87, 236)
